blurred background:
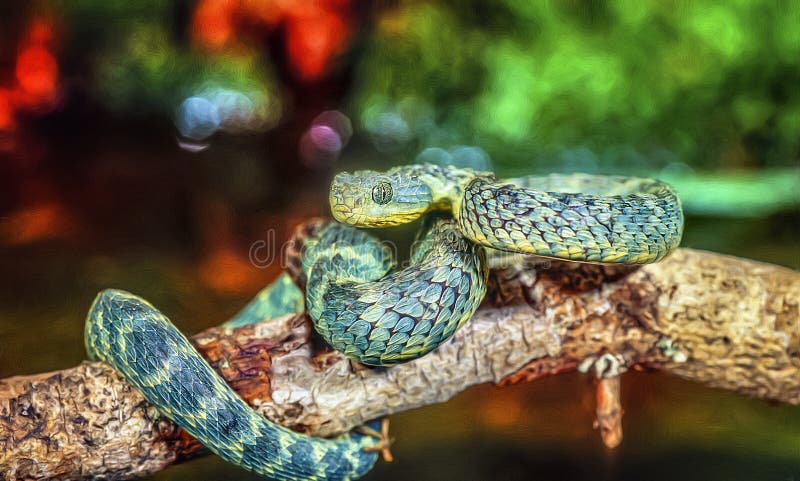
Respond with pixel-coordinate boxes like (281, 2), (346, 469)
(0, 0), (798, 480)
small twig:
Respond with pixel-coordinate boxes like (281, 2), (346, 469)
(594, 377), (624, 448)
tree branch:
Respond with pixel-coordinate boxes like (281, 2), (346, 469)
(0, 248), (797, 480)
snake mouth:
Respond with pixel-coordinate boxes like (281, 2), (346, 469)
(332, 205), (406, 226)
(331, 203), (427, 227)
(331, 203), (360, 224)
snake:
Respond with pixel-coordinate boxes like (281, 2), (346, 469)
(330, 164), (684, 265)
(81, 163), (680, 479)
(85, 289), (382, 481)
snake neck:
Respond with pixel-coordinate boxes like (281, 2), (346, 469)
(414, 164), (488, 218)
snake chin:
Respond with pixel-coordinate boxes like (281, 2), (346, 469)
(331, 203), (427, 227)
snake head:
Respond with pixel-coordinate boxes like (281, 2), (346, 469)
(330, 169), (433, 227)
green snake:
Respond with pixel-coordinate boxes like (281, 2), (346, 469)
(83, 163), (682, 479)
(330, 164), (684, 264)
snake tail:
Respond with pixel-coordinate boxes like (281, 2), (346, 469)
(85, 289), (379, 481)
(288, 216), (488, 366)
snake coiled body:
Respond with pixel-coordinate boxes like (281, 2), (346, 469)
(290, 216), (487, 365)
(81, 216), (487, 479)
(330, 164), (684, 264)
(85, 290), (379, 481)
(82, 163), (683, 479)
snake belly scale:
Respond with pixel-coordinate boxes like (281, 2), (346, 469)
(330, 164), (684, 265)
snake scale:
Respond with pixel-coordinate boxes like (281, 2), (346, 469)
(84, 162), (683, 480)
(289, 215), (487, 365)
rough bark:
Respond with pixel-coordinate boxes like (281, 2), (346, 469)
(0, 248), (797, 480)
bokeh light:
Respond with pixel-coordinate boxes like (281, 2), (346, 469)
(176, 96), (221, 141)
(300, 110), (353, 167)
(416, 145), (493, 171)
(175, 84), (282, 145)
(15, 45), (58, 103)
(362, 103), (414, 153)
(0, 15), (60, 136)
(284, 6), (351, 80)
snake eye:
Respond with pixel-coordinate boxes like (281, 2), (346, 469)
(372, 182), (393, 205)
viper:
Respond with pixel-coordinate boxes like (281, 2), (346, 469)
(83, 164), (682, 480)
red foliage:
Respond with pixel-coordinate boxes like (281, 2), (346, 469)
(192, 0), (355, 81)
(1, 16), (60, 133)
(0, 89), (13, 130)
(15, 45), (58, 103)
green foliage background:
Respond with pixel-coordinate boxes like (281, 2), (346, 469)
(352, 0), (800, 174)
